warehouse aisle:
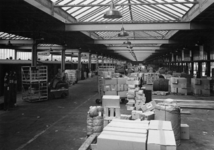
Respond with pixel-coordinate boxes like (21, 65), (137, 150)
(0, 76), (100, 150)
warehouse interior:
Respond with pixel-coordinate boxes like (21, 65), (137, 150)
(1, 0), (214, 150)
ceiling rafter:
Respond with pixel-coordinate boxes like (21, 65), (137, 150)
(54, 1), (199, 7)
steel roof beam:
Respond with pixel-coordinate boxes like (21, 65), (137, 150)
(54, 2), (198, 7)
(92, 39), (175, 44)
(15, 46), (63, 50)
(107, 47), (160, 50)
(0, 40), (33, 45)
(65, 23), (207, 31)
(164, 0), (214, 39)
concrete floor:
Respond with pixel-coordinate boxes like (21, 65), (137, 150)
(0, 76), (214, 150)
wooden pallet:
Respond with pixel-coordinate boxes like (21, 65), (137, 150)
(78, 133), (99, 150)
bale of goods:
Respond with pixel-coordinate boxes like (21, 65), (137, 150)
(153, 79), (169, 91)
(155, 102), (181, 146)
(87, 106), (104, 136)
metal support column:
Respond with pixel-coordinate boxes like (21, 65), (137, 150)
(206, 45), (210, 77)
(190, 50), (194, 76)
(78, 51), (81, 80)
(61, 48), (65, 71)
(51, 54), (53, 61)
(14, 49), (17, 60)
(31, 40), (37, 67)
(89, 53), (91, 72)
(96, 54), (99, 71)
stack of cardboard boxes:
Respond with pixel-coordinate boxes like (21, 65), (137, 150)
(94, 119), (177, 150)
(144, 73), (159, 85)
(65, 69), (78, 85)
(103, 78), (128, 97)
(170, 77), (188, 95)
(191, 78), (210, 96)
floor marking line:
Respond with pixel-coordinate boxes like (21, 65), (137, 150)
(15, 93), (98, 150)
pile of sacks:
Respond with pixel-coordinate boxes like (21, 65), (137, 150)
(126, 84), (140, 110)
(87, 106), (104, 136)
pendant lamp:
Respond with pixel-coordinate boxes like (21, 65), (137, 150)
(118, 6), (129, 37)
(103, 0), (122, 19)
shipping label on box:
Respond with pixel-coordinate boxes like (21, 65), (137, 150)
(181, 124), (190, 139)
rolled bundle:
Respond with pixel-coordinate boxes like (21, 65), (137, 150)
(155, 103), (181, 146)
(86, 114), (93, 136)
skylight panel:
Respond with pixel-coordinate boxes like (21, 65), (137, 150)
(158, 5), (183, 17)
(174, 4), (189, 11)
(75, 7), (98, 19)
(165, 4), (185, 14)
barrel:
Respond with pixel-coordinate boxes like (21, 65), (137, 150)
(153, 79), (169, 91)
(155, 103), (181, 146)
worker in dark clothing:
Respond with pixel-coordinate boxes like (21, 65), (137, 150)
(85, 66), (89, 78)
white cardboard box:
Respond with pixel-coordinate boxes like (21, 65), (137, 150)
(102, 95), (120, 107)
(108, 120), (148, 129)
(103, 126), (147, 134)
(97, 131), (147, 150)
(149, 120), (172, 130)
(180, 124), (189, 139)
(147, 130), (176, 150)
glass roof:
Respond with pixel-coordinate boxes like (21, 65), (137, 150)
(52, 0), (196, 40)
(52, 0), (197, 61)
(0, 32), (31, 40)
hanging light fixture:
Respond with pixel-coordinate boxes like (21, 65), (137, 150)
(103, 0), (122, 19)
(118, 6), (129, 37)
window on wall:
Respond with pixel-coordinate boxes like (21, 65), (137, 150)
(38, 55), (52, 61)
(202, 62), (206, 77)
(193, 62), (198, 77)
(211, 50), (214, 60)
(188, 63), (191, 75)
(53, 55), (61, 61)
(211, 62), (214, 77)
(17, 52), (32, 60)
(0, 49), (14, 59)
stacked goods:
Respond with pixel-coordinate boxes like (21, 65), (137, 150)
(172, 72), (181, 77)
(126, 85), (136, 110)
(103, 78), (118, 95)
(155, 101), (181, 146)
(94, 119), (176, 150)
(135, 90), (146, 110)
(170, 77), (188, 95)
(96, 120), (148, 150)
(87, 106), (104, 136)
(191, 78), (210, 96)
(144, 73), (159, 85)
(64, 69), (78, 84)
(117, 78), (128, 98)
(147, 120), (176, 150)
(102, 95), (120, 126)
